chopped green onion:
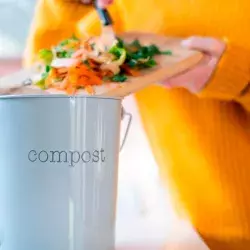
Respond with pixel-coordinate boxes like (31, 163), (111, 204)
(45, 65), (51, 73)
(142, 58), (157, 68)
(161, 50), (172, 55)
(112, 74), (127, 82)
(38, 49), (53, 65)
(129, 39), (142, 49)
(35, 78), (46, 89)
(116, 37), (125, 48)
(127, 59), (138, 68)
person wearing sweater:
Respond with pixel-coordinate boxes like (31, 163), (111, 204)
(24, 0), (250, 249)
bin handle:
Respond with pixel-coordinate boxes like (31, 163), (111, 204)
(120, 108), (132, 152)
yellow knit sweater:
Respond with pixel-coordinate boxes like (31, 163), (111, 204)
(25, 1), (250, 248)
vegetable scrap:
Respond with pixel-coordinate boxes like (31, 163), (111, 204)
(35, 35), (172, 95)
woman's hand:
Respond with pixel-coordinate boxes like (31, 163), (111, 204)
(163, 36), (226, 93)
(81, 0), (114, 7)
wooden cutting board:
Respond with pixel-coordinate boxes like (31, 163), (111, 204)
(0, 32), (203, 97)
(101, 32), (203, 98)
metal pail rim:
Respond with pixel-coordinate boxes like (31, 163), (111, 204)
(0, 93), (131, 151)
(0, 94), (122, 101)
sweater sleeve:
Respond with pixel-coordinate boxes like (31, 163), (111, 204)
(198, 42), (250, 111)
(23, 0), (123, 68)
(23, 0), (93, 67)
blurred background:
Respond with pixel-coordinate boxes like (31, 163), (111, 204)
(0, 0), (207, 248)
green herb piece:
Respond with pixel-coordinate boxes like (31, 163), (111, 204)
(58, 51), (66, 58)
(147, 45), (172, 56)
(127, 58), (157, 69)
(109, 45), (123, 58)
(35, 77), (47, 89)
(45, 65), (51, 73)
(141, 58), (157, 68)
(112, 74), (127, 82)
(128, 46), (150, 60)
(83, 59), (90, 66)
(38, 49), (53, 65)
(55, 38), (76, 58)
(59, 39), (69, 46)
(109, 45), (127, 65)
(56, 49), (74, 58)
(59, 34), (79, 47)
(129, 39), (142, 49)
(161, 50), (172, 55)
(41, 72), (48, 79)
(116, 37), (125, 48)
(127, 59), (138, 68)
(35, 65), (52, 89)
(71, 34), (79, 41)
(122, 39), (172, 70)
(147, 44), (161, 55)
(126, 39), (172, 60)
